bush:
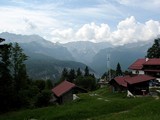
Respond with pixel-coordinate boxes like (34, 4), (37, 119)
(35, 90), (52, 107)
(34, 80), (46, 92)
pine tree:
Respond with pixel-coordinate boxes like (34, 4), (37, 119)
(76, 68), (82, 77)
(60, 68), (68, 81)
(116, 63), (122, 76)
(68, 69), (76, 82)
(11, 43), (28, 92)
(84, 66), (89, 76)
(146, 38), (160, 58)
(0, 41), (14, 112)
(45, 79), (53, 89)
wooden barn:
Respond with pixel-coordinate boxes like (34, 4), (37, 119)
(52, 80), (87, 104)
(110, 75), (155, 95)
(125, 75), (155, 95)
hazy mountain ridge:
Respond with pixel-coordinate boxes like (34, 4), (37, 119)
(0, 32), (154, 78)
(63, 39), (153, 75)
(63, 41), (113, 64)
(90, 42), (152, 75)
(0, 32), (91, 80)
(26, 53), (89, 80)
(0, 32), (74, 61)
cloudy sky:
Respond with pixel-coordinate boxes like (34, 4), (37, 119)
(0, 0), (160, 45)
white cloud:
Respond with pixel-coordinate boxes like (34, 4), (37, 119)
(76, 23), (110, 42)
(0, 6), (60, 38)
(117, 16), (136, 29)
(110, 16), (160, 45)
(116, 0), (160, 11)
(51, 22), (110, 43)
(51, 16), (160, 45)
(0, 2), (160, 46)
(51, 28), (74, 42)
(76, 23), (99, 41)
(95, 24), (110, 40)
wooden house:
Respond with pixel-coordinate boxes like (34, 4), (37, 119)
(125, 75), (155, 95)
(129, 58), (160, 82)
(52, 80), (87, 104)
(110, 75), (155, 95)
(110, 58), (159, 96)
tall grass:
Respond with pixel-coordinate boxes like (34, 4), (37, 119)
(0, 87), (159, 120)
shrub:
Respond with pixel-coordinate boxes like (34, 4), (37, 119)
(35, 90), (52, 107)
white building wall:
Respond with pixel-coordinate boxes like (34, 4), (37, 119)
(139, 70), (144, 74)
(132, 70), (136, 74)
(156, 78), (160, 82)
(131, 70), (144, 74)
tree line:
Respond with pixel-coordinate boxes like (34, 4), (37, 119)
(58, 66), (97, 91)
(101, 62), (127, 80)
(0, 39), (53, 113)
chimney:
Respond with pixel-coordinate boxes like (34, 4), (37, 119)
(146, 58), (149, 61)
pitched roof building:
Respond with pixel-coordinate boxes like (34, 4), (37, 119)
(52, 80), (75, 97)
(110, 58), (160, 95)
(52, 80), (87, 104)
(125, 75), (155, 95)
(129, 58), (160, 81)
(110, 75), (155, 95)
(129, 58), (160, 69)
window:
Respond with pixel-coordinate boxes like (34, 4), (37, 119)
(136, 70), (139, 74)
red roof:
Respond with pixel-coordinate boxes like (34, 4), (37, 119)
(114, 76), (130, 87)
(52, 80), (76, 97)
(128, 58), (146, 70)
(125, 75), (155, 84)
(129, 58), (160, 70)
(143, 58), (160, 65)
(113, 75), (155, 86)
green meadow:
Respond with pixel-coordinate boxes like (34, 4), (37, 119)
(0, 87), (159, 120)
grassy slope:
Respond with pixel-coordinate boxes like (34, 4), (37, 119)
(0, 87), (159, 120)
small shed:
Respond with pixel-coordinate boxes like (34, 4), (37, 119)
(52, 80), (87, 104)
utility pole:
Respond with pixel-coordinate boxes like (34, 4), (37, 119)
(107, 53), (111, 81)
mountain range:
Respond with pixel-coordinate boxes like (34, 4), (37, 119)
(63, 41), (113, 64)
(0, 32), (88, 80)
(0, 32), (153, 79)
